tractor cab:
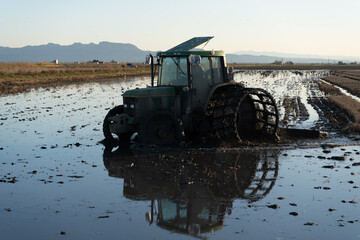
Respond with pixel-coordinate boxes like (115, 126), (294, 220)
(155, 36), (230, 89)
(152, 37), (230, 118)
(156, 51), (228, 88)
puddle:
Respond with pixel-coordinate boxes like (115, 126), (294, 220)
(1, 72), (360, 239)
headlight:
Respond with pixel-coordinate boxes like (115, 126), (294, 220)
(124, 104), (128, 108)
(130, 104), (135, 109)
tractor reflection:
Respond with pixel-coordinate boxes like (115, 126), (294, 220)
(103, 148), (279, 238)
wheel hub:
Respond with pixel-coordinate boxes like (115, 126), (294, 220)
(157, 128), (167, 138)
(139, 111), (182, 146)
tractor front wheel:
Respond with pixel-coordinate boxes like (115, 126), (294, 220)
(138, 110), (183, 146)
(103, 105), (133, 143)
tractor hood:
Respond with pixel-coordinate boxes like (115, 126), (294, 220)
(123, 86), (176, 98)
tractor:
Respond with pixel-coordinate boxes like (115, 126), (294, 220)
(103, 37), (279, 146)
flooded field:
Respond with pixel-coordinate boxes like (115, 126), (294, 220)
(1, 71), (360, 239)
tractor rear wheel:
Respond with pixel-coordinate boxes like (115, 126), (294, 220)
(103, 105), (133, 143)
(206, 86), (279, 145)
(138, 110), (183, 146)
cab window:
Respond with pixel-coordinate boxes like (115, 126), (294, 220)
(158, 57), (188, 86)
(192, 57), (211, 82)
(191, 56), (224, 83)
(212, 57), (224, 83)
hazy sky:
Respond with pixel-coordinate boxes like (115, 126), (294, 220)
(1, 0), (360, 57)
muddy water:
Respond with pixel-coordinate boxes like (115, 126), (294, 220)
(1, 72), (360, 240)
(235, 70), (329, 129)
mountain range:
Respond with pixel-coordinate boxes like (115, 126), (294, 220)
(0, 42), (156, 63)
(0, 41), (358, 64)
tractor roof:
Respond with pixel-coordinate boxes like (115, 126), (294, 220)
(167, 36), (213, 52)
(157, 36), (225, 57)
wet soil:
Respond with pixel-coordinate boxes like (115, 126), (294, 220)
(1, 71), (360, 240)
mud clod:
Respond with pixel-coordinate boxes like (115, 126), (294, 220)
(267, 204), (280, 209)
(68, 175), (84, 179)
(7, 177), (16, 183)
(322, 165), (335, 169)
(304, 222), (316, 226)
(330, 156), (346, 161)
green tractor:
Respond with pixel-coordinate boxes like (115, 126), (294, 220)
(103, 37), (279, 146)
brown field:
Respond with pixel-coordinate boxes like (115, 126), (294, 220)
(328, 95), (360, 132)
(0, 62), (151, 95)
(318, 81), (342, 95)
(322, 70), (360, 97)
(229, 63), (360, 71)
(319, 77), (360, 132)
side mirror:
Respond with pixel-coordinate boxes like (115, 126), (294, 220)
(189, 55), (201, 65)
(145, 55), (152, 65)
(227, 66), (234, 82)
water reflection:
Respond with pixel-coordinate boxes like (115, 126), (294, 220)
(103, 148), (279, 238)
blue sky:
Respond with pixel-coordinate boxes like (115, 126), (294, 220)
(1, 0), (360, 57)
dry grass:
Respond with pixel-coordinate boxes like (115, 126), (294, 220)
(318, 81), (341, 95)
(328, 95), (360, 132)
(0, 62), (149, 76)
(0, 62), (151, 95)
(329, 95), (360, 122)
(318, 71), (360, 132)
(323, 70), (360, 97)
(336, 70), (360, 81)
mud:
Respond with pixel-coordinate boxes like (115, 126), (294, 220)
(1, 71), (360, 239)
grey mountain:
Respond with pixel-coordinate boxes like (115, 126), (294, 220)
(0, 41), (356, 63)
(0, 42), (156, 63)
